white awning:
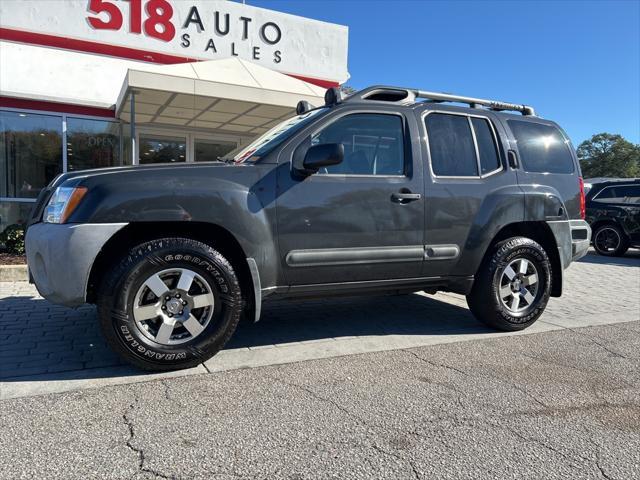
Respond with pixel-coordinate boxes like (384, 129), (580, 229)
(116, 58), (326, 135)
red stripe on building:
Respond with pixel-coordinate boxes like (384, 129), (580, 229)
(0, 27), (340, 89)
(0, 97), (115, 118)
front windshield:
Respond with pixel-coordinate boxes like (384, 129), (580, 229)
(221, 108), (328, 163)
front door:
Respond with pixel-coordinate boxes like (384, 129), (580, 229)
(276, 111), (425, 286)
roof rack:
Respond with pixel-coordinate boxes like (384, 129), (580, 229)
(331, 86), (536, 116)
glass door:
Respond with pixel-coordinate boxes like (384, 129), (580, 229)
(193, 138), (238, 162)
(138, 133), (187, 164)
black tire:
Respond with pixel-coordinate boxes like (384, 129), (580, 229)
(592, 223), (629, 257)
(97, 237), (243, 371)
(466, 237), (551, 332)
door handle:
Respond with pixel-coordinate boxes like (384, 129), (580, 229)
(391, 190), (422, 203)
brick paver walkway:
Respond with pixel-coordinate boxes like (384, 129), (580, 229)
(1, 251), (638, 380)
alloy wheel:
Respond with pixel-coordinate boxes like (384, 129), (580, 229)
(498, 258), (540, 314)
(594, 227), (621, 254)
(132, 268), (215, 345)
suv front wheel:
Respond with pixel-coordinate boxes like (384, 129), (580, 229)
(97, 237), (243, 371)
(467, 237), (551, 331)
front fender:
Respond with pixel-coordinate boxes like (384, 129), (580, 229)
(67, 164), (280, 288)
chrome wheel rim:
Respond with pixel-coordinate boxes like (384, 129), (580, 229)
(499, 258), (539, 314)
(132, 268), (215, 346)
(594, 227), (620, 253)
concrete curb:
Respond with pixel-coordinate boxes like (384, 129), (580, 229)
(1, 310), (637, 401)
(0, 265), (28, 282)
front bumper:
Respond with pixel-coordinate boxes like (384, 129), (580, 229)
(26, 222), (127, 307)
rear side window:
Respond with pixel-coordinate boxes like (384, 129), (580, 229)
(425, 113), (502, 177)
(426, 113), (478, 176)
(508, 121), (575, 174)
(594, 185), (640, 203)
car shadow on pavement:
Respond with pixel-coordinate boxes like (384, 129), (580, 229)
(578, 249), (640, 268)
(0, 292), (486, 382)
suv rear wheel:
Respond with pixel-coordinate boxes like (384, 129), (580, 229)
(97, 237), (243, 371)
(467, 237), (551, 331)
(593, 223), (629, 257)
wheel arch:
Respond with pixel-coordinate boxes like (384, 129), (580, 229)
(590, 218), (626, 238)
(86, 222), (256, 318)
(484, 221), (563, 297)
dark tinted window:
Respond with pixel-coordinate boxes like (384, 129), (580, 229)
(508, 120), (575, 174)
(471, 117), (501, 174)
(595, 185), (640, 203)
(426, 113), (478, 176)
(312, 114), (405, 175)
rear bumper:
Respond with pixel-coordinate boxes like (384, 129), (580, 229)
(26, 222), (127, 307)
(547, 219), (591, 268)
(569, 220), (591, 262)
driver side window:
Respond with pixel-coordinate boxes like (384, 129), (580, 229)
(311, 113), (405, 175)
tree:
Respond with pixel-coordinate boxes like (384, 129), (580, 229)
(577, 133), (640, 178)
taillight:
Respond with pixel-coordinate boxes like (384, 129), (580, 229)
(579, 177), (586, 219)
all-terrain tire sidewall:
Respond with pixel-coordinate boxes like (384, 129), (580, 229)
(468, 237), (551, 332)
(97, 238), (243, 371)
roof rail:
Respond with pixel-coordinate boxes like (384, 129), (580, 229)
(341, 86), (536, 116)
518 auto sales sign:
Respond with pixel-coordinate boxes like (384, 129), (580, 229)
(0, 0), (349, 86)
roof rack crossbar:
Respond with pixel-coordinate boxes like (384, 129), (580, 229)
(415, 89), (536, 116)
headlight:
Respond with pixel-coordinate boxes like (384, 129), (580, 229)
(44, 187), (88, 224)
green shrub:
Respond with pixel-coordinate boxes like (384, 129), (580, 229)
(0, 224), (26, 255)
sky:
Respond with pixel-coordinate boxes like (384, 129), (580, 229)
(248, 0), (640, 146)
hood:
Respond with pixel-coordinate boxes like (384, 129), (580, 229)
(51, 162), (235, 189)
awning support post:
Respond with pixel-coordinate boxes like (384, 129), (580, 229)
(130, 90), (136, 165)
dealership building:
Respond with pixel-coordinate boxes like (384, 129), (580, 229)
(0, 0), (349, 234)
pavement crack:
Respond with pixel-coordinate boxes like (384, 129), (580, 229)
(546, 324), (629, 359)
(405, 349), (548, 409)
(123, 394), (174, 480)
(404, 349), (469, 376)
(267, 374), (372, 429)
(371, 444), (420, 480)
(589, 437), (615, 480)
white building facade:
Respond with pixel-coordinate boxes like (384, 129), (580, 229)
(0, 0), (349, 234)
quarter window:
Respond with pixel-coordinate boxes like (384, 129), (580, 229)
(508, 120), (575, 174)
(311, 114), (405, 175)
(471, 117), (501, 174)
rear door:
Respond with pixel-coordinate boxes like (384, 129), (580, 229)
(420, 109), (518, 277)
(275, 108), (425, 286)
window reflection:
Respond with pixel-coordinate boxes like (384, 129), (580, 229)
(67, 118), (120, 171)
(139, 135), (186, 164)
(0, 111), (63, 198)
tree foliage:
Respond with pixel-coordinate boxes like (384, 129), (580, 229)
(577, 133), (640, 179)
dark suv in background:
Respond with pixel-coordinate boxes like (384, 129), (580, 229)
(26, 86), (590, 371)
(585, 179), (640, 256)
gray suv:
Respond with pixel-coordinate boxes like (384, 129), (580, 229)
(26, 86), (591, 371)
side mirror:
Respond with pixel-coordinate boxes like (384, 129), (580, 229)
(302, 143), (344, 174)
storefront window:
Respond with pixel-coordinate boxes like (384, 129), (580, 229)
(67, 118), (121, 171)
(0, 110), (63, 198)
(139, 134), (186, 164)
